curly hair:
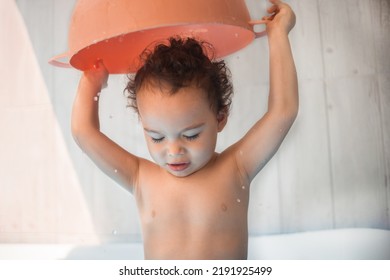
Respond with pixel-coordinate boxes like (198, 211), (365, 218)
(124, 37), (233, 115)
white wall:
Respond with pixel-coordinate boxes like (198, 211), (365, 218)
(0, 0), (388, 244)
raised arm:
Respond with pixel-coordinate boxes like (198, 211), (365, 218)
(71, 62), (139, 193)
(232, 0), (298, 182)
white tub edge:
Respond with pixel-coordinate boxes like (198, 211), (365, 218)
(1, 228), (389, 260)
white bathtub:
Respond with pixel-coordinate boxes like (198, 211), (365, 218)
(1, 228), (389, 260)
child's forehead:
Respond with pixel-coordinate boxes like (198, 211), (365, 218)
(140, 108), (210, 134)
(138, 87), (216, 131)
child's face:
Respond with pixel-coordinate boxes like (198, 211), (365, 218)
(137, 84), (226, 177)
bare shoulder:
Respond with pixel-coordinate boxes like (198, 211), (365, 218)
(135, 158), (165, 193)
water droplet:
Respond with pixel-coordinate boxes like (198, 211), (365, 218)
(96, 92), (101, 97)
(93, 96), (98, 101)
(239, 150), (243, 156)
(237, 198), (241, 203)
(242, 185), (246, 190)
(105, 39), (109, 43)
(235, 33), (239, 38)
(112, 230), (117, 235)
(92, 39), (98, 44)
(114, 169), (118, 173)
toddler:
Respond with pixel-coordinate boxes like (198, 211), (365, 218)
(71, 0), (298, 259)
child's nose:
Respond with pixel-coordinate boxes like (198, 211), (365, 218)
(167, 141), (185, 157)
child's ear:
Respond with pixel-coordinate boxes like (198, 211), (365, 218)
(217, 108), (228, 132)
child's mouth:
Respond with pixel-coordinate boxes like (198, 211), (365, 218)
(167, 162), (190, 172)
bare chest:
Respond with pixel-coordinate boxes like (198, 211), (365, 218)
(137, 162), (250, 232)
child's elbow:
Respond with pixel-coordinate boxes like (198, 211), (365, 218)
(274, 103), (298, 129)
(287, 104), (299, 127)
(71, 124), (83, 148)
(70, 119), (89, 148)
(289, 103), (299, 122)
(285, 95), (299, 123)
(71, 117), (80, 139)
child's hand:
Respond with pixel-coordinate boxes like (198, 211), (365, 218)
(83, 60), (109, 92)
(252, 0), (296, 36)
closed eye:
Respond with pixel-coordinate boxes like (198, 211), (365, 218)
(151, 136), (164, 143)
(184, 134), (199, 141)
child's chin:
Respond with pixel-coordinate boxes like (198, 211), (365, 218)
(167, 169), (193, 177)
(166, 166), (196, 177)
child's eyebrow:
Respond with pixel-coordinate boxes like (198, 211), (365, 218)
(144, 123), (205, 134)
(143, 128), (161, 135)
(181, 123), (205, 132)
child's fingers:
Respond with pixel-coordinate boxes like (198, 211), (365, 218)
(93, 59), (109, 76)
(262, 14), (276, 22)
(86, 59), (109, 89)
(267, 4), (279, 14)
(249, 19), (268, 25)
(93, 59), (105, 70)
(268, 0), (281, 5)
(249, 0), (283, 26)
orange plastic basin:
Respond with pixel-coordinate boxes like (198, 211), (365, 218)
(50, 0), (265, 73)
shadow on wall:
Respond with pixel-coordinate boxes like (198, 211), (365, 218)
(0, 0), (99, 243)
